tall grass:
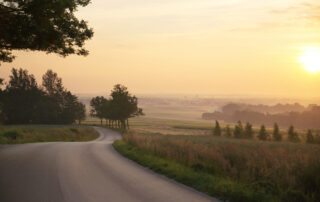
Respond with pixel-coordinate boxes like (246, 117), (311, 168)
(121, 131), (320, 201)
(0, 126), (99, 144)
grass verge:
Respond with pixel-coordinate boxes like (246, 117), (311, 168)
(0, 125), (99, 144)
(113, 139), (277, 202)
(114, 131), (320, 202)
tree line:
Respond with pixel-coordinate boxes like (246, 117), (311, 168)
(0, 68), (86, 124)
(203, 105), (320, 129)
(212, 120), (320, 144)
(90, 84), (144, 129)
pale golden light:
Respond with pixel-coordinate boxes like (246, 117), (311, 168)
(299, 47), (320, 73)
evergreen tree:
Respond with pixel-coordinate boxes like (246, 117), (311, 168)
(288, 125), (300, 142)
(213, 120), (221, 136)
(225, 125), (232, 137)
(244, 122), (254, 139)
(272, 123), (282, 141)
(233, 121), (243, 138)
(306, 129), (314, 144)
(258, 124), (268, 141)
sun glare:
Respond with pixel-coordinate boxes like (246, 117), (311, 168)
(299, 47), (320, 73)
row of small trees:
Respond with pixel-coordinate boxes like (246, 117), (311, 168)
(0, 68), (86, 124)
(90, 85), (143, 129)
(213, 120), (320, 144)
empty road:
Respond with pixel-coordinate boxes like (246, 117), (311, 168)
(0, 127), (217, 202)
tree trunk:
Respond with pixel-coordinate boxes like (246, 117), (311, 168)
(121, 120), (126, 130)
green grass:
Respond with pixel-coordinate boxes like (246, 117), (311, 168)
(114, 131), (320, 202)
(0, 125), (99, 144)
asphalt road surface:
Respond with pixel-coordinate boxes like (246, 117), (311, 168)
(0, 127), (218, 202)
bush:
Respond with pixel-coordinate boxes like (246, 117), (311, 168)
(2, 130), (21, 140)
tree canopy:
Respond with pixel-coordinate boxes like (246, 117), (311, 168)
(90, 84), (144, 129)
(0, 0), (94, 63)
(0, 68), (86, 124)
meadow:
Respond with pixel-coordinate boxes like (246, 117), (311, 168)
(0, 125), (99, 144)
(112, 117), (320, 202)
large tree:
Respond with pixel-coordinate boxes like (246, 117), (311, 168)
(0, 68), (85, 124)
(109, 84), (144, 129)
(0, 0), (94, 63)
(0, 68), (43, 123)
(90, 96), (107, 125)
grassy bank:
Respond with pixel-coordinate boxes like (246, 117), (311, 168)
(114, 131), (320, 202)
(0, 125), (99, 144)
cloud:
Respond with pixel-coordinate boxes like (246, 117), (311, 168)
(231, 1), (320, 32)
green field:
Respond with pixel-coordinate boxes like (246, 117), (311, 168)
(0, 125), (99, 144)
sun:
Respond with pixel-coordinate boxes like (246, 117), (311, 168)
(299, 47), (320, 73)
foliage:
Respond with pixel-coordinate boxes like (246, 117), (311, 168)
(244, 122), (254, 139)
(258, 124), (268, 141)
(272, 123), (282, 141)
(233, 121), (243, 138)
(0, 0), (93, 63)
(288, 125), (300, 142)
(90, 96), (108, 124)
(213, 120), (221, 136)
(90, 84), (144, 129)
(0, 68), (86, 124)
(306, 129), (314, 144)
(225, 125), (232, 137)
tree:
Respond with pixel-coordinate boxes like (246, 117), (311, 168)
(74, 102), (86, 125)
(244, 122), (254, 139)
(0, 0), (94, 63)
(42, 70), (81, 124)
(109, 84), (144, 129)
(0, 68), (84, 124)
(258, 124), (268, 141)
(213, 120), (221, 136)
(288, 125), (300, 142)
(272, 123), (282, 141)
(42, 70), (65, 97)
(225, 125), (232, 137)
(0, 68), (43, 124)
(90, 96), (107, 125)
(306, 129), (314, 144)
(233, 121), (243, 138)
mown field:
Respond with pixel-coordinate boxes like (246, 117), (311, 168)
(0, 125), (99, 144)
(113, 117), (320, 202)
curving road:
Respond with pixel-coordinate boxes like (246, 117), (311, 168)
(0, 127), (218, 202)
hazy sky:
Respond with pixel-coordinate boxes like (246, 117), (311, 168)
(1, 0), (320, 98)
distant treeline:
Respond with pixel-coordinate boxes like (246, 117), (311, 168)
(203, 103), (320, 129)
(0, 68), (86, 124)
(90, 84), (144, 129)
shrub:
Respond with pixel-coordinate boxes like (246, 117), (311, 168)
(2, 130), (21, 140)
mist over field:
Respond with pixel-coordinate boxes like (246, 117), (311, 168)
(79, 94), (320, 121)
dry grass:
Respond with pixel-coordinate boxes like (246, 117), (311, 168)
(122, 131), (320, 201)
(0, 125), (99, 144)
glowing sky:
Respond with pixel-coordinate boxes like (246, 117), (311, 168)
(1, 0), (320, 97)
